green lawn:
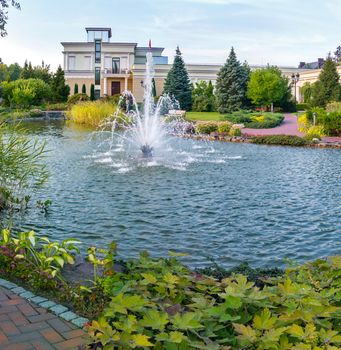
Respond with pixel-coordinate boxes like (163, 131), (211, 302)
(185, 111), (224, 121)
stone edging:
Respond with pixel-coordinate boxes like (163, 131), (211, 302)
(0, 278), (89, 328)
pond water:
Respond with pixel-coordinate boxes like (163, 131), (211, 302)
(6, 120), (341, 268)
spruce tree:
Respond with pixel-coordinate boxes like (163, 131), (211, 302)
(51, 65), (69, 102)
(216, 47), (250, 113)
(82, 84), (86, 95)
(163, 47), (192, 110)
(90, 84), (95, 101)
(312, 57), (341, 107)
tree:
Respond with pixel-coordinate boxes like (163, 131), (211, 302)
(51, 65), (69, 102)
(74, 83), (79, 94)
(163, 46), (192, 110)
(215, 47), (250, 113)
(192, 80), (216, 112)
(90, 84), (95, 101)
(20, 60), (51, 83)
(247, 66), (288, 109)
(311, 57), (341, 107)
(0, 0), (20, 37)
(334, 46), (341, 64)
(82, 83), (86, 95)
(300, 82), (313, 104)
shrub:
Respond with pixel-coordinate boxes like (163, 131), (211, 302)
(251, 135), (308, 146)
(195, 121), (218, 134)
(326, 101), (341, 113)
(224, 111), (284, 129)
(67, 100), (116, 127)
(230, 127), (242, 136)
(90, 84), (95, 101)
(74, 83), (79, 94)
(217, 122), (231, 133)
(1, 79), (52, 107)
(307, 107), (341, 136)
(67, 93), (90, 105)
(296, 103), (309, 110)
(82, 84), (86, 94)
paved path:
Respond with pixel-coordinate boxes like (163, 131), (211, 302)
(242, 114), (303, 137)
(0, 287), (88, 350)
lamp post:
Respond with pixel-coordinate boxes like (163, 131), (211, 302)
(291, 73), (300, 102)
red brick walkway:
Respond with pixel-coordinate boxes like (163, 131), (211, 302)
(242, 114), (303, 137)
(0, 287), (88, 350)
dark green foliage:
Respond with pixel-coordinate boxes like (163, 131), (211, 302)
(90, 84), (95, 101)
(216, 47), (250, 113)
(0, 61), (22, 82)
(0, 0), (20, 37)
(152, 78), (157, 98)
(21, 60), (51, 84)
(163, 47), (192, 110)
(74, 83), (79, 94)
(192, 80), (216, 112)
(296, 103), (309, 110)
(82, 83), (86, 95)
(50, 65), (69, 102)
(251, 135), (308, 146)
(311, 57), (341, 107)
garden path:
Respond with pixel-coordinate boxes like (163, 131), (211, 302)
(242, 113), (303, 137)
(0, 287), (87, 350)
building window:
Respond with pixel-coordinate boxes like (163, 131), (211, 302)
(94, 89), (101, 100)
(84, 56), (91, 70)
(95, 67), (101, 85)
(68, 56), (75, 70)
(112, 58), (120, 74)
(95, 39), (101, 63)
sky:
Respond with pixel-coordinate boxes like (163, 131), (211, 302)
(0, 0), (340, 71)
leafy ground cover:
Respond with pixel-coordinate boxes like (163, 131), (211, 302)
(0, 229), (340, 350)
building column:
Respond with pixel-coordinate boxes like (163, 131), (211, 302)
(124, 77), (128, 91)
(104, 77), (108, 96)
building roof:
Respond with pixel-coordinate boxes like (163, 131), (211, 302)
(85, 27), (112, 38)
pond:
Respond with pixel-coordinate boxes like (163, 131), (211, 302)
(6, 120), (341, 268)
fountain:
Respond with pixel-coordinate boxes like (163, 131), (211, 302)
(103, 41), (181, 159)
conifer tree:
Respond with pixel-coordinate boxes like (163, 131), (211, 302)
(51, 65), (69, 102)
(74, 83), (79, 94)
(215, 47), (250, 113)
(82, 84), (86, 95)
(312, 57), (341, 107)
(90, 84), (95, 101)
(163, 47), (192, 110)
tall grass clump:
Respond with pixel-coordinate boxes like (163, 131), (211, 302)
(67, 101), (116, 127)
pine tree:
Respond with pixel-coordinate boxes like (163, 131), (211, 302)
(82, 84), (86, 95)
(90, 84), (95, 101)
(51, 65), (69, 102)
(74, 84), (79, 94)
(163, 47), (192, 110)
(215, 47), (250, 113)
(312, 57), (341, 107)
